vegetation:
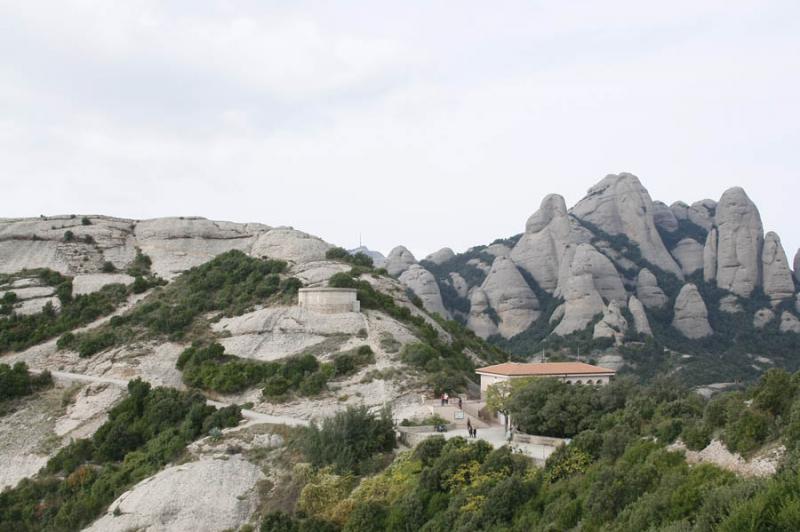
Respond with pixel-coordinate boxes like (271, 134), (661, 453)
(300, 405), (396, 475)
(67, 250), (300, 357)
(0, 379), (241, 531)
(0, 362), (52, 407)
(264, 368), (800, 531)
(0, 269), (158, 354)
(325, 247), (375, 269)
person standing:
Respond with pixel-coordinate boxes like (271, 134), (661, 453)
(467, 418), (472, 437)
(444, 392), (449, 405)
(458, 397), (463, 410)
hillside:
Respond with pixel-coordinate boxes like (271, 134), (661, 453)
(387, 174), (800, 386)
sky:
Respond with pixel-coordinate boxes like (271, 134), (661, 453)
(1, 1), (799, 261)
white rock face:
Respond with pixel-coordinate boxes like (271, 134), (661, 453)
(250, 227), (330, 265)
(424, 247), (455, 265)
(549, 303), (565, 325)
(449, 272), (469, 298)
(552, 245), (608, 336)
(86, 456), (264, 532)
(714, 187), (764, 297)
(479, 257), (540, 338)
(670, 201), (690, 221)
(385, 246), (417, 277)
(628, 295), (653, 336)
(780, 312), (800, 334)
(719, 294), (743, 314)
(511, 194), (590, 294)
(753, 308), (776, 329)
(555, 243), (627, 306)
(466, 288), (499, 339)
(672, 284), (713, 338)
(72, 273), (135, 295)
(636, 268), (669, 309)
(399, 265), (450, 318)
(704, 228), (718, 283)
(653, 201), (679, 233)
(485, 243), (511, 258)
(571, 173), (683, 278)
(761, 232), (795, 304)
(672, 238), (705, 276)
(794, 249), (800, 284)
(688, 200), (716, 232)
(593, 301), (628, 344)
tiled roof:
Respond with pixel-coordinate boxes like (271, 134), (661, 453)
(475, 362), (615, 377)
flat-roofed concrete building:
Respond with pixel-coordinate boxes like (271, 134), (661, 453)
(476, 362), (616, 397)
(298, 287), (360, 313)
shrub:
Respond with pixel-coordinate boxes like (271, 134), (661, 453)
(63, 230), (75, 242)
(81, 216), (91, 226)
(101, 261), (116, 273)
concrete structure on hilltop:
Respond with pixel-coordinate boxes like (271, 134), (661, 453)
(298, 287), (360, 313)
(475, 361), (616, 397)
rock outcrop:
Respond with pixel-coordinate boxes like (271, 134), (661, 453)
(653, 201), (679, 233)
(466, 288), (499, 339)
(449, 272), (469, 299)
(399, 265), (450, 318)
(780, 312), (800, 334)
(719, 295), (743, 314)
(703, 228), (718, 283)
(571, 173), (683, 278)
(672, 238), (705, 276)
(672, 284), (713, 338)
(250, 227), (330, 266)
(794, 249), (800, 284)
(714, 187), (764, 297)
(552, 245), (608, 336)
(348, 246), (386, 268)
(753, 308), (775, 329)
(671, 200), (716, 232)
(593, 301), (628, 345)
(424, 247), (455, 265)
(761, 232), (795, 304)
(628, 295), (652, 336)
(636, 268), (669, 309)
(511, 194), (590, 293)
(555, 243), (627, 306)
(479, 257), (540, 338)
(385, 246), (417, 277)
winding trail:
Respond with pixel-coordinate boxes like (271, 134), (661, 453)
(32, 369), (310, 427)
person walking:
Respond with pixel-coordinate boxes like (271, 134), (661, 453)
(440, 393), (445, 407)
(458, 397), (463, 410)
(466, 418), (472, 438)
(473, 427), (478, 439)
(444, 392), (449, 405)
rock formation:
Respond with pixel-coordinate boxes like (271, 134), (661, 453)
(753, 308), (775, 329)
(671, 200), (715, 232)
(448, 272), (469, 298)
(671, 238), (704, 276)
(385, 246), (417, 277)
(510, 194), (589, 293)
(479, 257), (540, 338)
(628, 295), (652, 336)
(672, 284), (713, 338)
(714, 187), (764, 297)
(761, 232), (795, 304)
(794, 249), (800, 284)
(703, 228), (718, 283)
(466, 288), (499, 339)
(780, 312), (800, 334)
(552, 245), (607, 336)
(571, 173), (683, 278)
(652, 201), (679, 233)
(555, 243), (627, 306)
(719, 295), (743, 314)
(636, 268), (669, 309)
(348, 246), (386, 268)
(250, 227), (330, 266)
(399, 265), (450, 318)
(424, 247), (455, 265)
(593, 301), (628, 344)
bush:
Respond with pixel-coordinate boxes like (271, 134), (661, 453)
(101, 261), (116, 273)
(63, 230), (75, 242)
(301, 405), (396, 474)
(0, 362), (52, 401)
(81, 216), (91, 225)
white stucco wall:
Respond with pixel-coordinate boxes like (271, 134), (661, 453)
(298, 288), (359, 313)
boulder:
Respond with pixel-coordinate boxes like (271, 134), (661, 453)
(249, 227), (330, 265)
(424, 247), (455, 265)
(511, 194), (590, 294)
(571, 173), (684, 278)
(671, 238), (704, 276)
(780, 312), (800, 334)
(703, 228), (718, 283)
(714, 187), (764, 297)
(385, 246), (417, 277)
(479, 257), (541, 338)
(653, 201), (679, 233)
(761, 232), (795, 304)
(719, 294), (743, 314)
(552, 246), (607, 336)
(593, 301), (628, 345)
(399, 265), (450, 318)
(636, 268), (669, 309)
(628, 295), (653, 336)
(753, 308), (775, 329)
(672, 284), (713, 338)
(467, 288), (499, 339)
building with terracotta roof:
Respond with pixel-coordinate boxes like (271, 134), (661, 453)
(475, 362), (616, 397)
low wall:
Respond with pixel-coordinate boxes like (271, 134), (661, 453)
(397, 424), (457, 446)
(512, 433), (568, 447)
(298, 288), (359, 313)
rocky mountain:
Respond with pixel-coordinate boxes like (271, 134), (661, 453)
(391, 173), (800, 385)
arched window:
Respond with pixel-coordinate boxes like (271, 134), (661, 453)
(566, 380), (572, 385)
(576, 380), (582, 385)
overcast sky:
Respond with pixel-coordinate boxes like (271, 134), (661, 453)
(1, 1), (798, 260)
